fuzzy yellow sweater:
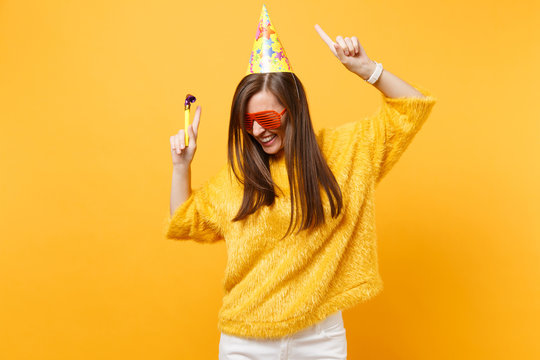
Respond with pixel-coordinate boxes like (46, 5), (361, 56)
(163, 84), (437, 339)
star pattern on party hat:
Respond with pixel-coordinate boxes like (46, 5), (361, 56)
(246, 4), (293, 75)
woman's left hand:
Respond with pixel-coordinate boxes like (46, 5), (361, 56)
(314, 24), (376, 80)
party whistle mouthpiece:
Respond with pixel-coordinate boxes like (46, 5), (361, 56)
(184, 94), (196, 110)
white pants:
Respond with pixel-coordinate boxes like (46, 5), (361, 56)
(219, 310), (347, 360)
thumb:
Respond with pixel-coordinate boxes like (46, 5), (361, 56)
(333, 43), (347, 62)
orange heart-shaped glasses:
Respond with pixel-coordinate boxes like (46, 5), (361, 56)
(244, 108), (287, 131)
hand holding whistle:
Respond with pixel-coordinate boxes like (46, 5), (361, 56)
(170, 97), (201, 168)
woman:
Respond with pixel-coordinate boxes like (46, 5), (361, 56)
(166, 20), (436, 360)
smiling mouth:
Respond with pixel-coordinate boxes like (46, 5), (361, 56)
(260, 134), (277, 144)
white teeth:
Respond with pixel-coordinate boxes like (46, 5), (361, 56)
(261, 135), (276, 142)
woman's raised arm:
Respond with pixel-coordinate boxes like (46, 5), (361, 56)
(314, 24), (425, 99)
(169, 105), (201, 216)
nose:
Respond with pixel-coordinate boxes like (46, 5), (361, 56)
(251, 120), (265, 136)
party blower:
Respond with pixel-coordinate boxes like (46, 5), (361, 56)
(184, 94), (197, 146)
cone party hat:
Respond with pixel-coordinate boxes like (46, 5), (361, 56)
(246, 4), (293, 75)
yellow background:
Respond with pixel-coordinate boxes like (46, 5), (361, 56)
(1, 0), (539, 359)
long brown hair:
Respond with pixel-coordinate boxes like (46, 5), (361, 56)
(227, 72), (342, 238)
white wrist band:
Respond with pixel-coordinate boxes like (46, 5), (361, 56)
(366, 61), (383, 84)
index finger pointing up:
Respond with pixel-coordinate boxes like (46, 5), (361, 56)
(314, 24), (337, 57)
(192, 105), (201, 140)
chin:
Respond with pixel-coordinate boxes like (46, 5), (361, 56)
(263, 148), (280, 155)
(262, 141), (283, 155)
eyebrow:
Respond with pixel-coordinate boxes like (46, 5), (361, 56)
(245, 108), (286, 114)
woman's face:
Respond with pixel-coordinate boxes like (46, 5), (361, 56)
(245, 90), (286, 156)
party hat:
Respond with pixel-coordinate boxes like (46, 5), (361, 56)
(246, 4), (293, 75)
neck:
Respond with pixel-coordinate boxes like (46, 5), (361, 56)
(272, 148), (285, 161)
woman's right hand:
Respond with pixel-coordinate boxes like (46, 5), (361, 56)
(169, 105), (201, 167)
